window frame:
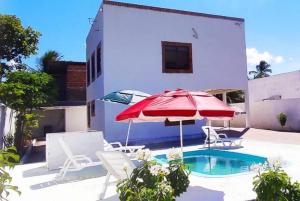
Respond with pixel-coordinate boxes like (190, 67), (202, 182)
(96, 43), (102, 77)
(86, 60), (90, 86)
(164, 119), (195, 127)
(87, 102), (91, 128)
(91, 100), (95, 117)
(162, 41), (193, 73)
(91, 52), (96, 82)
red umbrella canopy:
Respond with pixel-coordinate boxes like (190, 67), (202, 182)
(116, 89), (235, 122)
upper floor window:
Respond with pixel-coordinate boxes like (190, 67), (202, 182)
(162, 41), (193, 73)
(91, 52), (96, 81)
(87, 60), (90, 86)
(97, 43), (102, 77)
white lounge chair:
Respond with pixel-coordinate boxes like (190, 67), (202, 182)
(55, 137), (102, 181)
(104, 140), (145, 158)
(202, 126), (243, 147)
(96, 151), (136, 200)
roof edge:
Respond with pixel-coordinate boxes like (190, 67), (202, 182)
(103, 0), (244, 22)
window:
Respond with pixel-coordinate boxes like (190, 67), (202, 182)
(91, 100), (95, 117)
(87, 60), (90, 86)
(91, 52), (95, 81)
(162, 41), (193, 73)
(164, 119), (195, 126)
(96, 43), (102, 76)
(87, 102), (91, 128)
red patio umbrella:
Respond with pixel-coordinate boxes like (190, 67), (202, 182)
(116, 89), (235, 151)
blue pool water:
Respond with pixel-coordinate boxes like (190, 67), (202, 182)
(155, 149), (267, 176)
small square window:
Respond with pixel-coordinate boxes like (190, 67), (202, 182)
(162, 41), (193, 73)
(164, 119), (195, 126)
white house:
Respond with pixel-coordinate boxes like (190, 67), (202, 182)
(86, 0), (249, 144)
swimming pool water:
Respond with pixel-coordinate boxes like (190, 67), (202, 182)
(155, 149), (267, 176)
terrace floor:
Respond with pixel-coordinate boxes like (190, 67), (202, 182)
(8, 128), (300, 201)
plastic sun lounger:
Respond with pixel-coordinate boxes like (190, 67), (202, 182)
(104, 140), (145, 158)
(96, 151), (136, 200)
(55, 137), (102, 181)
(202, 126), (243, 147)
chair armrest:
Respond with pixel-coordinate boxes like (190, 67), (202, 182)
(109, 142), (123, 148)
(72, 155), (93, 163)
(218, 133), (228, 138)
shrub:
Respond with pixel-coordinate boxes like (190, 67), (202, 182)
(0, 147), (20, 200)
(3, 134), (14, 148)
(117, 148), (190, 201)
(252, 158), (300, 201)
(277, 113), (287, 128)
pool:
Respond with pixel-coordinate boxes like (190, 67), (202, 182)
(155, 149), (267, 176)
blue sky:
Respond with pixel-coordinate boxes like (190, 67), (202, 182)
(1, 0), (300, 74)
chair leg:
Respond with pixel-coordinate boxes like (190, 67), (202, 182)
(99, 172), (111, 200)
(56, 159), (71, 181)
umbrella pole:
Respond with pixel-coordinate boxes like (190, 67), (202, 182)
(125, 120), (132, 148)
(180, 121), (183, 154)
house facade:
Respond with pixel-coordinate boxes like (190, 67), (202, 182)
(86, 1), (249, 144)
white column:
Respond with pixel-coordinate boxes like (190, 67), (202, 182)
(222, 92), (229, 128)
(179, 121), (183, 153)
(244, 89), (251, 128)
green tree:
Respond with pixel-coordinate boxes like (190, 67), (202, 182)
(39, 50), (63, 72)
(0, 14), (41, 81)
(249, 61), (272, 79)
(0, 71), (57, 152)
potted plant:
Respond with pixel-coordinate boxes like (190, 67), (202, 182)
(277, 112), (287, 129)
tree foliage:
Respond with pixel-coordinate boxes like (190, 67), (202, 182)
(226, 90), (245, 103)
(0, 71), (57, 152)
(39, 50), (63, 72)
(249, 61), (272, 79)
(0, 147), (20, 200)
(0, 14), (41, 81)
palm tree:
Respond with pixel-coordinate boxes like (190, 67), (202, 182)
(249, 61), (272, 79)
(39, 50), (63, 72)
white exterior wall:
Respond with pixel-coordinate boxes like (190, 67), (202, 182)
(0, 106), (15, 148)
(86, 9), (105, 133)
(65, 106), (88, 132)
(87, 3), (248, 143)
(249, 71), (300, 131)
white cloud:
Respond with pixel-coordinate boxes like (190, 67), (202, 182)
(246, 48), (284, 66)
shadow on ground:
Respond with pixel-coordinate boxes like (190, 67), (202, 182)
(96, 185), (225, 201)
(29, 165), (107, 190)
(176, 185), (224, 201)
